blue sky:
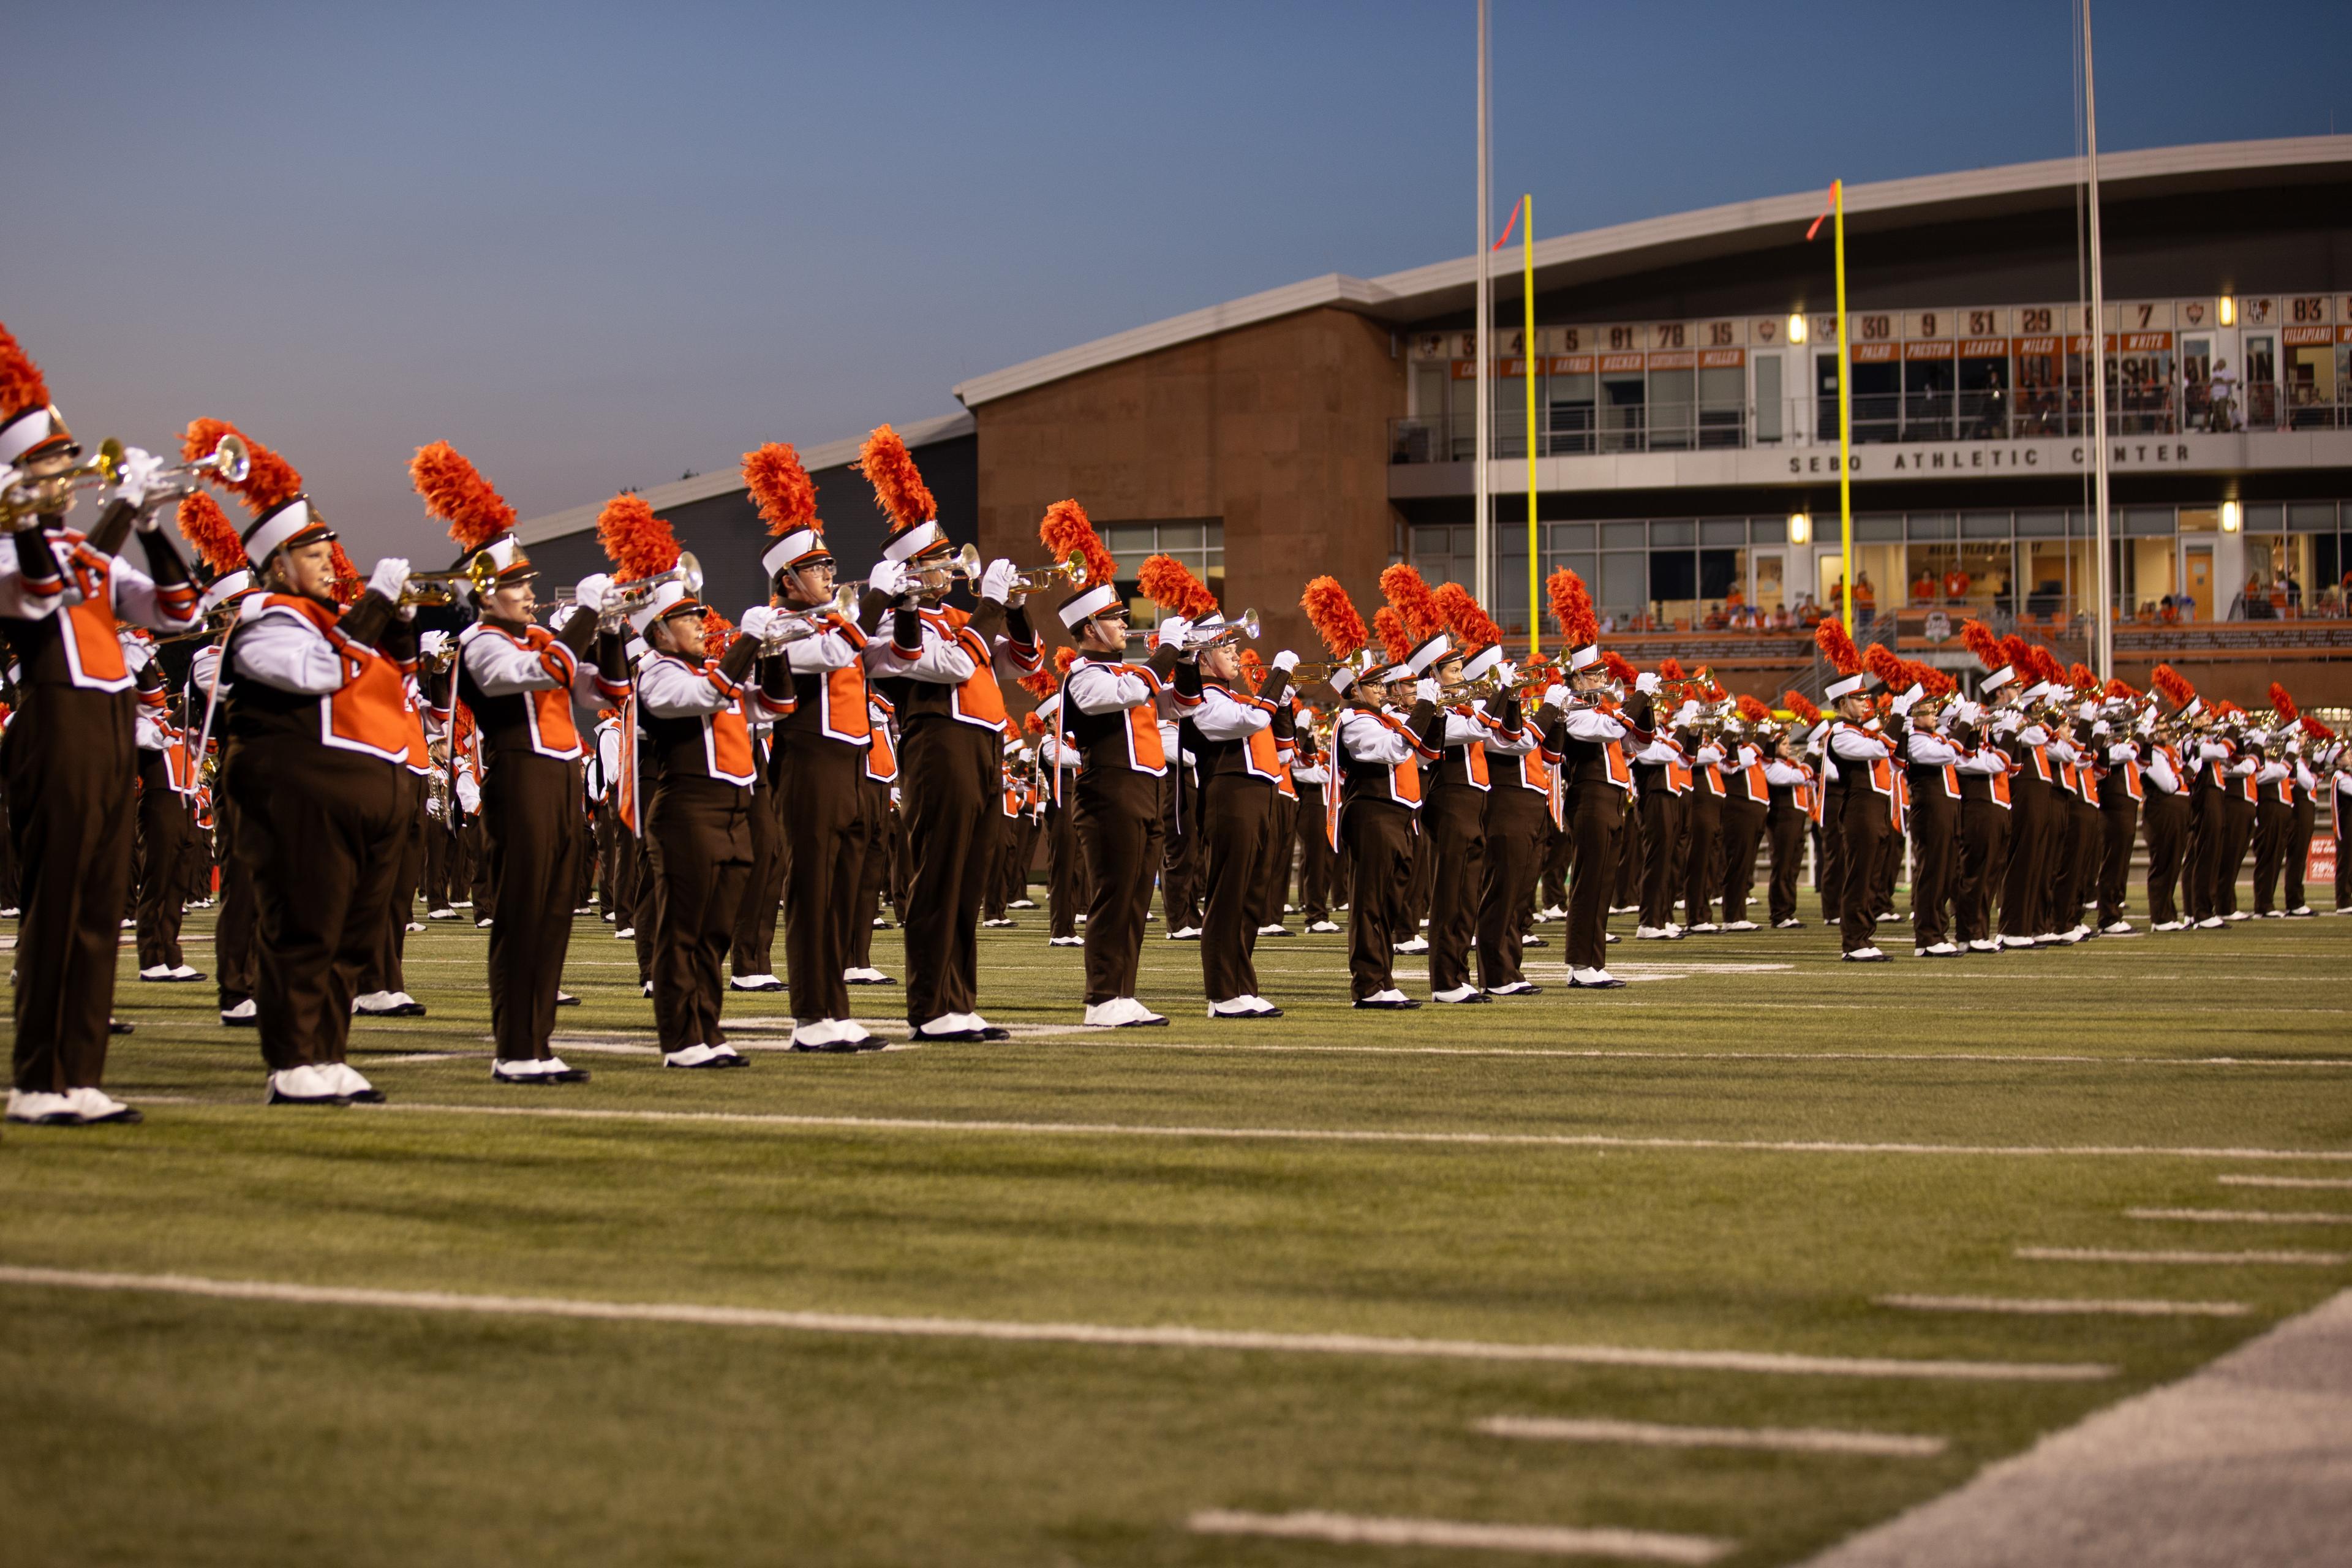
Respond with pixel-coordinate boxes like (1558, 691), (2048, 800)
(6, 0), (2346, 560)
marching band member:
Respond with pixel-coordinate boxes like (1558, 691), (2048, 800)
(2141, 701), (2191, 931)
(1815, 620), (1896, 962)
(1248, 649), (1303, 942)
(1677, 698), (1725, 935)
(2283, 714), (2319, 919)
(1289, 696), (1340, 933)
(1714, 699), (1773, 933)
(1992, 658), (2056, 948)
(1629, 668), (1689, 941)
(1474, 655), (1555, 997)
(858, 427), (1036, 1042)
(421, 442), (612, 1082)
(1950, 628), (2016, 952)
(2092, 685), (2146, 935)
(1415, 627), (1497, 1004)
(1336, 657), (1438, 1008)
(744, 443), (883, 1049)
(132, 663), (204, 983)
(1891, 674), (1962, 957)
(845, 692), (901, 986)
(725, 690), (786, 993)
(1547, 569), (1640, 988)
(1, 328), (202, 1125)
(1762, 701), (1816, 930)
(1033, 688), (1088, 949)
(176, 516), (261, 1019)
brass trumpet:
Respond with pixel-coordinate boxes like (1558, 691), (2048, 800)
(400, 553), (503, 606)
(758, 585), (862, 652)
(913, 543), (984, 593)
(1, 436), (124, 529)
(1009, 549), (1090, 597)
(597, 552), (706, 627)
(1199, 607), (1261, 644)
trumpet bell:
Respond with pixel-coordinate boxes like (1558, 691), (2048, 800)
(208, 434), (250, 485)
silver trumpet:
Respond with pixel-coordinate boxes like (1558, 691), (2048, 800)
(913, 543), (984, 593)
(594, 552), (704, 628)
(140, 434), (251, 508)
(757, 586), (861, 652)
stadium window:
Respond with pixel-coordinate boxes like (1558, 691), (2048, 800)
(1103, 519), (1223, 636)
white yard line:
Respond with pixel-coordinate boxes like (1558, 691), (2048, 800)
(2219, 1174), (2352, 1189)
(1069, 1038), (2352, 1069)
(343, 1101), (2352, 1164)
(1187, 1510), (1733, 1562)
(0, 1265), (2109, 1381)
(1475, 1415), (1946, 1458)
(2016, 1246), (2351, 1267)
(1877, 1293), (2248, 1317)
(2127, 1208), (2352, 1226)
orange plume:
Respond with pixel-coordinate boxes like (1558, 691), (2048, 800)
(2150, 663), (2196, 710)
(2269, 682), (2297, 723)
(327, 541), (362, 606)
(699, 608), (735, 648)
(409, 441), (516, 553)
(1862, 643), (1908, 691)
(1373, 606), (1412, 663)
(2103, 677), (2138, 701)
(0, 322), (50, 417)
(183, 418), (301, 518)
(1021, 711), (1045, 737)
(1545, 567), (1597, 648)
(1137, 553), (1219, 619)
(1736, 693), (1773, 724)
(176, 493), (247, 576)
(1997, 635), (2033, 677)
(742, 442), (818, 537)
(1053, 645), (1079, 674)
(1300, 575), (1366, 660)
(595, 492), (681, 579)
(1600, 650), (1639, 687)
(856, 425), (936, 529)
(1240, 648), (1267, 688)
(2067, 662), (2097, 690)
(1017, 667), (1058, 698)
(1659, 658), (1686, 682)
(1037, 499), (1120, 592)
(1378, 563), (1444, 643)
(1782, 690), (1822, 726)
(1431, 581), (1504, 649)
(1814, 618), (1863, 676)
(2032, 646), (2067, 687)
(1959, 617), (2004, 671)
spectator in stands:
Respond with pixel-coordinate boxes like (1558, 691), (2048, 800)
(1852, 573), (1877, 618)
(1702, 601), (1728, 631)
(1910, 567), (1936, 605)
(2207, 358), (2239, 432)
(1798, 594), (1825, 627)
(1942, 564), (1970, 600)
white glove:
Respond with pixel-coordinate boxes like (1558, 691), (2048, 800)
(1496, 661), (1517, 688)
(1635, 670), (1661, 696)
(978, 557), (1020, 604)
(368, 557), (411, 601)
(1271, 649), (1299, 673)
(455, 774), (481, 814)
(1673, 699), (1701, 726)
(573, 572), (613, 613)
(739, 606), (779, 642)
(1155, 615), (1191, 650)
(1891, 685), (1922, 716)
(113, 447), (168, 524)
(1953, 699), (1981, 725)
(1414, 677), (1439, 703)
(869, 559), (913, 599)
(418, 630), (450, 660)
(1542, 683), (1569, 710)
(2090, 718), (2111, 737)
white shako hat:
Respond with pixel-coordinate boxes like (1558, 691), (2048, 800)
(1825, 671), (1872, 701)
(880, 519), (948, 564)
(1567, 643), (1604, 672)
(761, 526), (832, 581)
(1057, 582), (1120, 631)
(457, 533), (536, 590)
(0, 403), (70, 467)
(198, 569), (253, 617)
(1406, 631), (1452, 675)
(1035, 693), (1062, 718)
(1980, 663), (2018, 693)
(241, 496), (334, 568)
(1461, 644), (1504, 682)
(1329, 665), (1358, 696)
(1377, 660), (1417, 685)
(627, 579), (699, 636)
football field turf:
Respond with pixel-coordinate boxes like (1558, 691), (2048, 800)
(4, 890), (2347, 1566)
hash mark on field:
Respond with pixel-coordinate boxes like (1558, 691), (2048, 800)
(2127, 1208), (2352, 1226)
(2016, 1246), (2351, 1266)
(1877, 1293), (2249, 1317)
(0, 1267), (2111, 1382)
(1475, 1415), (1946, 1457)
(2219, 1175), (2352, 1189)
(1187, 1510), (1733, 1562)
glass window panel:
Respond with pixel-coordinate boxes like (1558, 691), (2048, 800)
(1600, 552), (1646, 619)
(1699, 518), (1747, 546)
(1962, 511), (2013, 540)
(2014, 510), (2065, 538)
(1651, 519), (1695, 546)
(2242, 503), (2283, 533)
(1752, 516), (1787, 545)
(2288, 502), (2337, 533)
(1602, 521), (1646, 551)
(1754, 353), (1784, 443)
(2123, 507), (2174, 537)
(1855, 514), (1904, 542)
(1553, 522), (1595, 550)
(1906, 513), (1955, 540)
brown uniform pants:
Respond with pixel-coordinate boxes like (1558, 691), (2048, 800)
(1293, 782), (1335, 922)
(215, 795), (257, 1010)
(1953, 794), (2010, 943)
(1563, 784), (1626, 973)
(7, 684), (135, 1093)
(646, 775), (753, 1054)
(899, 717), (998, 1027)
(728, 769), (785, 979)
(1765, 791), (1808, 926)
(1259, 788), (1298, 927)
(2096, 778), (2141, 927)
(850, 778), (892, 968)
(359, 774), (423, 997)
(1342, 798), (1414, 1000)
(1638, 786), (1685, 929)
(1423, 783), (1486, 994)
(1907, 787), (1958, 948)
(2284, 789), (2316, 911)
(2214, 791), (2255, 920)
(484, 752), (584, 1062)
(2251, 796), (2294, 916)
(1199, 772), (1276, 1003)
(2143, 789), (2188, 925)
(1475, 786), (1547, 990)
(1076, 767), (1163, 1004)
(1999, 778), (2051, 939)
(1834, 780), (1894, 954)
(226, 738), (407, 1072)
(1717, 795), (1767, 927)
(134, 756), (191, 971)
(777, 741), (872, 1024)
(1044, 788), (1084, 939)
(1680, 784), (1722, 925)
(1160, 768), (1201, 931)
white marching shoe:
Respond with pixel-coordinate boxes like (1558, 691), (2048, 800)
(220, 998), (258, 1025)
(1207, 996), (1282, 1019)
(1913, 941), (1961, 957)
(1967, 938), (2002, 952)
(1392, 935), (1429, 954)
(1305, 919), (1341, 933)
(318, 1063), (383, 1102)
(1430, 984), (1487, 1004)
(1841, 946), (1891, 962)
(2101, 921), (2138, 937)
(727, 973), (784, 992)
(67, 1087), (142, 1123)
(266, 1066), (346, 1105)
(6, 1088), (80, 1123)
(662, 1043), (749, 1069)
(1567, 967), (1624, 989)
(842, 967), (895, 984)
(1635, 925), (1676, 940)
(1722, 920), (1758, 933)
(1048, 936), (1084, 948)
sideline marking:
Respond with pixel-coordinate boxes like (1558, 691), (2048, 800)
(347, 1101), (2352, 1164)
(1877, 1293), (2248, 1318)
(2017, 1246), (2350, 1267)
(1475, 1415), (1945, 1457)
(2220, 1175), (2352, 1189)
(1186, 1510), (1733, 1563)
(1072, 1038), (2352, 1069)
(0, 1267), (2111, 1382)
(2127, 1208), (2352, 1226)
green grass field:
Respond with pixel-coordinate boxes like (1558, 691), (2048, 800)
(3, 885), (2348, 1567)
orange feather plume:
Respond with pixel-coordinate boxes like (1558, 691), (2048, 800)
(1814, 618), (1863, 676)
(1862, 643), (1908, 691)
(1545, 567), (1597, 648)
(1022, 711), (1045, 737)
(595, 492), (680, 579)
(1782, 690), (1822, 726)
(1373, 606), (1412, 663)
(856, 425), (936, 529)
(1736, 694), (1773, 724)
(2067, 662), (2097, 690)
(409, 440), (515, 553)
(2270, 682), (2296, 723)
(1137, 553), (1219, 619)
(183, 418), (302, 517)
(1997, 635), (2033, 677)
(176, 493), (247, 576)
(1600, 650), (1639, 687)
(1036, 499), (1120, 592)
(0, 322), (49, 417)
(2150, 664), (2196, 710)
(1659, 658), (1686, 682)
(1920, 665), (1958, 698)
(2103, 677), (2138, 701)
(1054, 646), (1079, 674)
(1430, 581), (1504, 650)
(327, 541), (362, 606)
(699, 608), (735, 647)
(1959, 617), (2004, 671)
(1240, 648), (1267, 687)
(1017, 666), (1059, 699)
(1378, 563), (1444, 643)
(2032, 646), (2067, 687)
(1299, 576), (1366, 660)
(742, 442), (819, 537)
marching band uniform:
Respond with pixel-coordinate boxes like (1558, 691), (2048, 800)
(1678, 729), (1724, 933)
(845, 693), (899, 984)
(2283, 744), (2318, 918)
(2094, 718), (2144, 933)
(725, 696), (785, 991)
(1, 378), (200, 1124)
(132, 677), (203, 982)
(1172, 622), (1288, 1017)
(1160, 699), (1204, 941)
(191, 616), (260, 1023)
(1994, 695), (2055, 946)
(1474, 675), (1558, 996)
(1823, 671), (1898, 962)
(1629, 689), (1688, 939)
(2217, 744), (2258, 922)
(453, 535), (612, 1080)
(1949, 693), (2013, 951)
(1255, 687), (1302, 940)
(1335, 665), (1438, 1006)
(1036, 695), (1087, 948)
(1762, 742), (1812, 930)
(1421, 636), (1499, 1003)
(2249, 737), (2293, 918)
(1289, 706), (1339, 932)
(2141, 731), (2189, 929)
(1899, 698), (1962, 957)
(1714, 733), (1770, 932)
(1552, 643), (1641, 986)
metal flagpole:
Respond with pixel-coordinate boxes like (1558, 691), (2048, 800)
(1523, 193), (1539, 660)
(1472, 0), (1492, 606)
(2082, 0), (2114, 679)
(1834, 179), (1854, 637)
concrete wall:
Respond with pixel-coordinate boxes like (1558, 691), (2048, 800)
(970, 307), (1407, 657)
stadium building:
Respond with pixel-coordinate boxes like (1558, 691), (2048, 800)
(521, 135), (2352, 701)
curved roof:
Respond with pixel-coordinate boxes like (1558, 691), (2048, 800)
(951, 135), (2352, 409)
